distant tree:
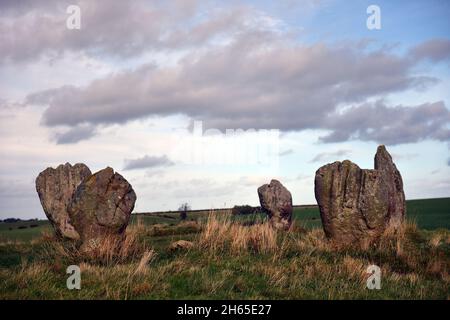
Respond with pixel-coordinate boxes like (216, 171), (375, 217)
(178, 203), (191, 220)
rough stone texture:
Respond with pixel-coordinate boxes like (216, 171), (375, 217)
(374, 145), (406, 228)
(314, 145), (406, 245)
(36, 163), (91, 240)
(257, 179), (293, 230)
(169, 240), (194, 251)
(67, 167), (136, 250)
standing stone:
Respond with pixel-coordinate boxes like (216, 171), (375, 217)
(314, 145), (406, 245)
(257, 179), (293, 230)
(375, 145), (406, 229)
(68, 167), (136, 250)
(35, 163), (91, 240)
(314, 161), (388, 244)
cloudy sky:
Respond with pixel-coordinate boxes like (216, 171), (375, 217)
(1, 0), (449, 219)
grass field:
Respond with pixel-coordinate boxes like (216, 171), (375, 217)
(0, 220), (50, 243)
(0, 197), (448, 299)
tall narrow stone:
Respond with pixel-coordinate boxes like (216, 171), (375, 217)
(374, 145), (406, 228)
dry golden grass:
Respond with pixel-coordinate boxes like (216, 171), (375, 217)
(428, 229), (450, 247)
(128, 215), (147, 236)
(296, 228), (332, 253)
(87, 232), (142, 265)
(378, 221), (414, 253)
(429, 233), (444, 247)
(340, 255), (366, 284)
(198, 212), (278, 254)
(39, 226), (150, 267)
(134, 249), (156, 275)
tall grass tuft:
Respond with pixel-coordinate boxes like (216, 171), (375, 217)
(134, 249), (156, 275)
(198, 212), (278, 254)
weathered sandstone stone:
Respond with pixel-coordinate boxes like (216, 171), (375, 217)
(36, 163), (91, 240)
(68, 167), (136, 250)
(257, 179), (293, 230)
(314, 145), (406, 245)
